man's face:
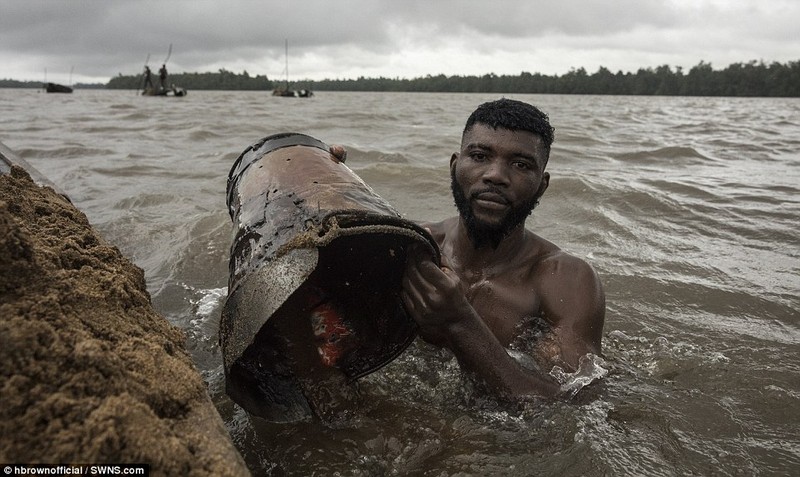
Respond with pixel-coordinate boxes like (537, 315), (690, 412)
(451, 124), (550, 248)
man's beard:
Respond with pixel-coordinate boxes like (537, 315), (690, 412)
(451, 169), (539, 249)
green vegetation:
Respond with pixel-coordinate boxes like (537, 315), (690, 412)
(3, 60), (798, 96)
(309, 61), (799, 97)
(106, 68), (273, 90)
(0, 79), (105, 89)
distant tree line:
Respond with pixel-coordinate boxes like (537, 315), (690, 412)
(0, 79), (104, 89)
(3, 60), (797, 96)
(309, 61), (799, 97)
(106, 68), (274, 90)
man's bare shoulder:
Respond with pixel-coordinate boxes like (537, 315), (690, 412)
(419, 217), (457, 244)
(526, 232), (595, 279)
(527, 233), (605, 359)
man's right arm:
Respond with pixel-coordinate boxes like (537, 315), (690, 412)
(401, 251), (561, 399)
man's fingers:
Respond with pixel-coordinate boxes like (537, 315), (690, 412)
(416, 259), (456, 291)
(401, 275), (429, 319)
(404, 258), (435, 295)
(329, 144), (347, 163)
(439, 251), (453, 270)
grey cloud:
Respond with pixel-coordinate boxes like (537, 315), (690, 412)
(1, 0), (797, 83)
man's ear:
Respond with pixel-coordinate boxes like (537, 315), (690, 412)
(450, 152), (458, 171)
(535, 172), (550, 200)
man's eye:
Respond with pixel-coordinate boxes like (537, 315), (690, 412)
(471, 153), (487, 161)
(513, 161), (531, 170)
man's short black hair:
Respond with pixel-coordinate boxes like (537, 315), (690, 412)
(463, 98), (555, 155)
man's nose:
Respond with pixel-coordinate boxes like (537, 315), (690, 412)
(481, 160), (509, 184)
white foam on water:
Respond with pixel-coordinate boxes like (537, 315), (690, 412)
(551, 354), (609, 398)
(605, 329), (731, 376)
(189, 286), (227, 322)
(192, 287), (228, 318)
(182, 285), (228, 351)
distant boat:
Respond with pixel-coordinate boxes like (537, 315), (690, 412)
(272, 88), (313, 98)
(139, 45), (187, 97)
(44, 66), (73, 93)
(45, 82), (73, 94)
(141, 85), (187, 97)
(272, 40), (313, 98)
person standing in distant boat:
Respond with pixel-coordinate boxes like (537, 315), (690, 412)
(159, 64), (168, 89)
(401, 98), (606, 400)
(143, 66), (154, 90)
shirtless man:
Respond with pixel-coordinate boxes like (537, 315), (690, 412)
(401, 98), (605, 399)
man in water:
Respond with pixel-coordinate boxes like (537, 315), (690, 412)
(401, 98), (605, 399)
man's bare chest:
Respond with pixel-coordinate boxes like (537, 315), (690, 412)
(463, 276), (542, 346)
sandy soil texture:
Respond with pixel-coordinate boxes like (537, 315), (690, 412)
(0, 165), (249, 476)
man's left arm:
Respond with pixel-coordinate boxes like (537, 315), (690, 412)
(536, 253), (606, 369)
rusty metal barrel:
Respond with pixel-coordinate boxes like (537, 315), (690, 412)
(221, 133), (439, 422)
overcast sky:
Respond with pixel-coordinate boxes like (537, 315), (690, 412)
(2, 0), (798, 85)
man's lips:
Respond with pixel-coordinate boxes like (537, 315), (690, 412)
(472, 190), (509, 205)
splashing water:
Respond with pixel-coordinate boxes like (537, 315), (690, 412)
(190, 286), (228, 319)
(550, 354), (609, 398)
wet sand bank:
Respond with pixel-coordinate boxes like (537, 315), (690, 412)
(0, 147), (250, 476)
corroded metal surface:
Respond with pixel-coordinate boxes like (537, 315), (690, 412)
(221, 133), (439, 421)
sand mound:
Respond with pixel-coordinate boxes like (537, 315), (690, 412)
(0, 165), (249, 476)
